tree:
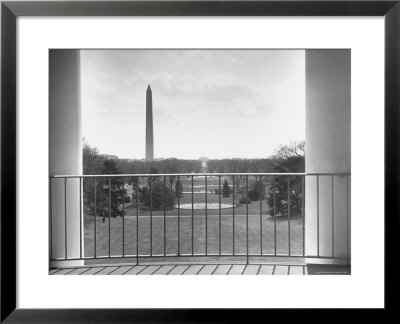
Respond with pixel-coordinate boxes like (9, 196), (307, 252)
(82, 140), (126, 219)
(271, 141), (305, 172)
(175, 178), (183, 198)
(252, 179), (266, 199)
(247, 189), (260, 201)
(207, 158), (274, 194)
(267, 176), (301, 216)
(159, 158), (180, 192)
(96, 159), (125, 219)
(102, 159), (119, 174)
(82, 139), (102, 216)
(115, 158), (201, 177)
(83, 138), (101, 175)
(222, 179), (231, 197)
(246, 179), (265, 201)
(267, 141), (305, 217)
(149, 167), (159, 174)
(146, 167), (160, 187)
(143, 180), (175, 210)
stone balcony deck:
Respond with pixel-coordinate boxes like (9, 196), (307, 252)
(50, 263), (350, 275)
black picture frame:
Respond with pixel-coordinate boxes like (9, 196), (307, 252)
(1, 0), (398, 322)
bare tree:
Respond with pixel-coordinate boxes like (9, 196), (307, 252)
(273, 141), (305, 161)
(82, 138), (101, 174)
(226, 159), (249, 191)
(160, 158), (181, 192)
(270, 141), (305, 173)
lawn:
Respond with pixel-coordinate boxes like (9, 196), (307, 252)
(83, 175), (304, 259)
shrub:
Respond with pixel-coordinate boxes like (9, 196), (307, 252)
(266, 176), (302, 217)
(247, 189), (260, 201)
(84, 179), (126, 217)
(130, 190), (142, 202)
(140, 186), (149, 199)
(142, 180), (175, 210)
(237, 186), (246, 196)
(222, 179), (231, 197)
(96, 192), (125, 217)
(252, 180), (266, 199)
(175, 179), (183, 198)
(239, 196), (251, 204)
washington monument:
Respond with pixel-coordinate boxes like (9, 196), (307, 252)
(145, 85), (154, 160)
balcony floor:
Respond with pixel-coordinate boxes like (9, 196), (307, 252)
(49, 263), (350, 275)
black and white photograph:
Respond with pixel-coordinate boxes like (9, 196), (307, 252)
(3, 0), (398, 319)
(49, 49), (351, 276)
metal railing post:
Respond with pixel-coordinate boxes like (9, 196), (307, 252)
(94, 178), (97, 258)
(191, 175), (194, 256)
(317, 175), (320, 257)
(64, 178), (68, 260)
(260, 176), (263, 256)
(302, 175), (305, 257)
(246, 175), (249, 264)
(150, 177), (153, 257)
(273, 177), (276, 256)
(205, 175), (208, 256)
(331, 175), (335, 258)
(122, 177), (125, 258)
(288, 176), (291, 256)
(219, 175), (221, 256)
(79, 177), (82, 260)
(108, 178), (111, 258)
(164, 176), (166, 256)
(177, 175), (180, 256)
(136, 177), (139, 265)
(232, 176), (235, 256)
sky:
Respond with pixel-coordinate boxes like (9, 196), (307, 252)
(81, 50), (305, 160)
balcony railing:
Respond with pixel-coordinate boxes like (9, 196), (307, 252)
(49, 173), (350, 264)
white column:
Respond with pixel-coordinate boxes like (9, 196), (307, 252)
(49, 50), (84, 267)
(305, 50), (351, 264)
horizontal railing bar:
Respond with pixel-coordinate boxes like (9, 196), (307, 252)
(51, 255), (349, 261)
(53, 263), (309, 270)
(51, 172), (351, 178)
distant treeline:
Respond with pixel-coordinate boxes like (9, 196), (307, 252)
(83, 139), (305, 176)
(82, 139), (305, 216)
(207, 159), (275, 173)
